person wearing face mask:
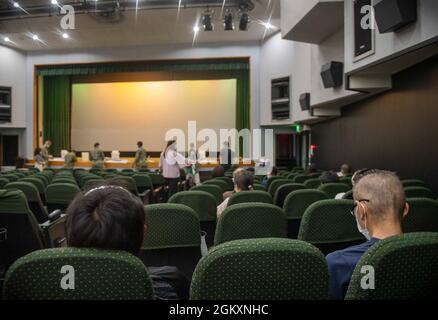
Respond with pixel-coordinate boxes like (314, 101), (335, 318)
(326, 170), (409, 300)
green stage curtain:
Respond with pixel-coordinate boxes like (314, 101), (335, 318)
(236, 69), (250, 131)
(43, 76), (71, 156)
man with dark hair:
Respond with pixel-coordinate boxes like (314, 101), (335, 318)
(133, 141), (147, 170)
(66, 183), (190, 299)
(320, 171), (340, 184)
(326, 171), (409, 300)
(211, 165), (225, 178)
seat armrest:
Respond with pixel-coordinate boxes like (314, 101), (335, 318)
(40, 214), (67, 248)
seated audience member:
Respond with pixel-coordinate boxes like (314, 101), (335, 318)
(261, 166), (278, 188)
(34, 147), (45, 172)
(217, 168), (254, 218)
(66, 182), (190, 300)
(305, 163), (317, 174)
(320, 171), (340, 184)
(326, 171), (409, 300)
(337, 164), (351, 177)
(64, 150), (77, 169)
(211, 165), (225, 178)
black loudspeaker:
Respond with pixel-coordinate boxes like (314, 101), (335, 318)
(320, 62), (343, 88)
(374, 0), (417, 33)
(354, 0), (373, 58)
(299, 93), (311, 111)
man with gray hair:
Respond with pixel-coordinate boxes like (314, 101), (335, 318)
(326, 170), (409, 300)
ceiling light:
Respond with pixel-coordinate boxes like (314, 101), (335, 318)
(13, 2), (20, 8)
(263, 22), (273, 30)
(193, 25), (200, 33)
(32, 34), (39, 40)
(239, 13), (249, 31)
(4, 37), (10, 42)
(202, 13), (214, 32)
(224, 12), (234, 31)
(51, 0), (58, 5)
(62, 32), (69, 39)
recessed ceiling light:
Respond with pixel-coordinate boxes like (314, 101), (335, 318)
(13, 2), (20, 8)
(32, 34), (39, 41)
(51, 0), (58, 5)
(4, 37), (10, 42)
(62, 32), (69, 39)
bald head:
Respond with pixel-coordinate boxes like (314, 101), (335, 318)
(353, 171), (406, 222)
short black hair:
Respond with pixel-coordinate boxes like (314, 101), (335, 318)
(94, 142), (100, 148)
(319, 171), (339, 184)
(66, 182), (145, 255)
(137, 141), (143, 147)
(212, 166), (225, 178)
(270, 167), (278, 176)
(233, 168), (254, 191)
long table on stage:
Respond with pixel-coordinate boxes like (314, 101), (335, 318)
(26, 157), (253, 170)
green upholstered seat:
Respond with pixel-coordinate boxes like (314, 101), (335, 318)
(214, 203), (287, 246)
(404, 186), (435, 199)
(3, 247), (154, 300)
(293, 175), (312, 184)
(267, 179), (290, 198)
(227, 190), (273, 206)
(132, 174), (153, 193)
(190, 238), (329, 300)
(402, 179), (427, 188)
(168, 191), (217, 222)
(273, 183), (307, 207)
(345, 232), (438, 300)
(265, 176), (283, 190)
(0, 177), (10, 188)
(191, 184), (223, 205)
(304, 178), (322, 189)
(403, 198), (438, 233)
(204, 179), (228, 193)
(252, 183), (267, 191)
(318, 183), (351, 198)
(45, 183), (80, 211)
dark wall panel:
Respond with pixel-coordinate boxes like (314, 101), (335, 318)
(312, 55), (438, 192)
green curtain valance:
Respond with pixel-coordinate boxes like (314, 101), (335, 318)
(37, 60), (249, 76)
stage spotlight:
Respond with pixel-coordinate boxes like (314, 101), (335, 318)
(224, 12), (234, 31)
(239, 13), (249, 31)
(202, 13), (213, 31)
(32, 34), (39, 41)
(193, 25), (200, 33)
(13, 2), (20, 8)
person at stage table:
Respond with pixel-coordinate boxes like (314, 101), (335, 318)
(64, 151), (77, 169)
(41, 140), (52, 167)
(34, 147), (45, 172)
(133, 141), (148, 170)
(159, 140), (194, 198)
(220, 141), (235, 171)
(90, 142), (105, 169)
(184, 143), (200, 188)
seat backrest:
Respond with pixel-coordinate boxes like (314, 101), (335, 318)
(147, 173), (165, 187)
(168, 191), (217, 222)
(265, 176), (282, 190)
(213, 177), (234, 191)
(115, 176), (138, 195)
(293, 174), (312, 184)
(132, 174), (153, 189)
(402, 179), (427, 188)
(273, 183), (307, 207)
(318, 183), (351, 198)
(51, 178), (77, 185)
(298, 199), (364, 244)
(0, 177), (10, 188)
(4, 182), (48, 223)
(191, 184), (223, 205)
(345, 232), (438, 300)
(283, 189), (329, 219)
(0, 190), (45, 276)
(21, 177), (46, 196)
(403, 198), (438, 233)
(82, 178), (105, 191)
(2, 174), (18, 182)
(3, 247), (154, 300)
(342, 190), (354, 200)
(267, 179), (290, 197)
(214, 203), (287, 246)
(404, 186), (435, 199)
(45, 183), (80, 206)
(142, 204), (201, 250)
(304, 178), (322, 189)
(34, 174), (50, 187)
(204, 179), (228, 193)
(190, 238), (328, 300)
(227, 190), (272, 206)
(252, 183), (267, 191)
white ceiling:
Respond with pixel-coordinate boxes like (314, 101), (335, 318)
(0, 0), (280, 51)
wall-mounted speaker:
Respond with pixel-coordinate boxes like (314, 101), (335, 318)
(320, 62), (343, 88)
(299, 93), (311, 111)
(374, 0), (417, 33)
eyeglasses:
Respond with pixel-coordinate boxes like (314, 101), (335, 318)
(350, 199), (370, 216)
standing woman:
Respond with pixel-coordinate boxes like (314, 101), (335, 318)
(159, 140), (192, 198)
(133, 141), (147, 170)
(41, 140), (52, 168)
(34, 147), (45, 172)
(90, 142), (105, 169)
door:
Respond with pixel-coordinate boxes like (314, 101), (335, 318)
(275, 134), (296, 168)
(1, 135), (19, 166)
